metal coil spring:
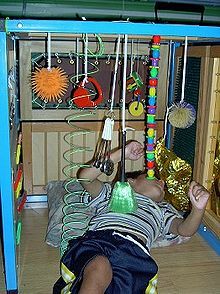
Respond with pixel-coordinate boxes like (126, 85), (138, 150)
(60, 111), (95, 256)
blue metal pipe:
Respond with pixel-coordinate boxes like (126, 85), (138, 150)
(0, 32), (18, 292)
(5, 19), (220, 38)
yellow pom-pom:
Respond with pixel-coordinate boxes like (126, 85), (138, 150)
(31, 67), (69, 102)
(168, 102), (196, 128)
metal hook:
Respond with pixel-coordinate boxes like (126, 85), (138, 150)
(95, 57), (99, 65)
(106, 55), (111, 64)
(69, 53), (75, 64)
(55, 52), (62, 64)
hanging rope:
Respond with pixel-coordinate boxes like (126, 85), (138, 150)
(168, 36), (196, 129)
(110, 35), (121, 112)
(108, 34), (137, 213)
(82, 34), (88, 87)
(180, 36), (188, 103)
(47, 32), (51, 70)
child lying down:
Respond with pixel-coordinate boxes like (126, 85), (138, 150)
(53, 140), (210, 294)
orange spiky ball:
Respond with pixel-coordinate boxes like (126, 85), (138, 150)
(31, 67), (69, 102)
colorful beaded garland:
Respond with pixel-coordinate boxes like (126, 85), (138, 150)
(146, 36), (161, 180)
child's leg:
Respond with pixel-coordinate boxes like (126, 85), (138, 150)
(79, 255), (112, 294)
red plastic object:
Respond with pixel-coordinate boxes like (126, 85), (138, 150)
(17, 191), (27, 213)
(14, 164), (23, 191)
(72, 77), (103, 108)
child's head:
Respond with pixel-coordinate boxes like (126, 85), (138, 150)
(126, 171), (165, 202)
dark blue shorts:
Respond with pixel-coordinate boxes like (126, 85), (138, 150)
(53, 230), (158, 294)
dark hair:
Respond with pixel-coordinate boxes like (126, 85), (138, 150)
(125, 169), (161, 180)
(125, 170), (145, 179)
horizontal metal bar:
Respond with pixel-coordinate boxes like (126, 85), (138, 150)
(198, 224), (220, 256)
(5, 19), (220, 38)
(26, 195), (47, 203)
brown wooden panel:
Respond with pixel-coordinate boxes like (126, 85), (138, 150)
(176, 46), (209, 57)
(19, 40), (168, 121)
(210, 46), (220, 58)
(23, 120), (164, 194)
(193, 48), (212, 183)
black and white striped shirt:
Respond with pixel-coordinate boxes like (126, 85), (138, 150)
(88, 183), (183, 250)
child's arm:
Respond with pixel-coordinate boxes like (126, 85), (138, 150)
(169, 181), (210, 237)
(77, 141), (144, 199)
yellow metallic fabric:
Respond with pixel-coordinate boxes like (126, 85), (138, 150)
(155, 139), (192, 211)
(211, 131), (220, 217)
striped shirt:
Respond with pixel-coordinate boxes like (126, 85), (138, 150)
(88, 183), (183, 250)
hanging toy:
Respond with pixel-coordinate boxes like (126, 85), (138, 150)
(126, 40), (143, 93)
(128, 88), (144, 117)
(168, 36), (196, 129)
(31, 33), (68, 103)
(31, 67), (69, 103)
(145, 35), (161, 180)
(93, 116), (114, 176)
(127, 40), (144, 117)
(72, 76), (103, 108)
(108, 35), (137, 213)
(93, 35), (121, 175)
(71, 34), (103, 108)
(126, 71), (143, 92)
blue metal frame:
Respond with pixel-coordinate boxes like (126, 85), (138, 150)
(5, 19), (220, 38)
(0, 32), (18, 292)
(199, 225), (220, 256)
(0, 19), (220, 292)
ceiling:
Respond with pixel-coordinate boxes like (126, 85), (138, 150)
(0, 0), (220, 25)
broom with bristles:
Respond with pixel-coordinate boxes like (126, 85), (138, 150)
(108, 34), (137, 213)
(168, 36), (196, 129)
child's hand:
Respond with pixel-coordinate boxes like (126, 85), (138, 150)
(125, 141), (144, 161)
(188, 181), (210, 211)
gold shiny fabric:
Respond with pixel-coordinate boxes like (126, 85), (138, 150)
(155, 138), (192, 211)
(211, 132), (220, 217)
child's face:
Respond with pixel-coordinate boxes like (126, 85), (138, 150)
(128, 174), (165, 202)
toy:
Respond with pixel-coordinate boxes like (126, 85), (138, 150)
(71, 34), (103, 108)
(129, 88), (144, 116)
(72, 76), (103, 108)
(168, 36), (196, 128)
(31, 67), (69, 103)
(31, 33), (68, 103)
(126, 71), (143, 92)
(145, 35), (161, 180)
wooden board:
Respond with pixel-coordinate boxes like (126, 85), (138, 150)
(22, 120), (164, 195)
